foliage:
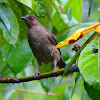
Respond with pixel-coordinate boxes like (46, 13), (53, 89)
(0, 0), (99, 100)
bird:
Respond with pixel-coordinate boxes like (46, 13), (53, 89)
(21, 15), (66, 77)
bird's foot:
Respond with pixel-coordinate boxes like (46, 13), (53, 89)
(52, 69), (56, 74)
(34, 71), (41, 78)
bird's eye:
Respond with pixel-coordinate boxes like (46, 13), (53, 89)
(32, 17), (34, 20)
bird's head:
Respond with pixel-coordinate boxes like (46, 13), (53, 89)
(21, 15), (39, 28)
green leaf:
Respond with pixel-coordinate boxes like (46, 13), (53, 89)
(17, 0), (35, 11)
(0, 43), (11, 74)
(7, 39), (33, 75)
(64, 86), (72, 100)
(0, 3), (19, 46)
(0, 83), (20, 100)
(9, 0), (33, 16)
(71, 72), (80, 97)
(38, 15), (52, 30)
(40, 77), (55, 93)
(72, 76), (91, 100)
(51, 12), (67, 33)
(84, 82), (100, 100)
(0, 51), (7, 73)
(43, 0), (53, 18)
(0, 32), (6, 48)
(52, 83), (69, 94)
(88, 0), (93, 17)
(78, 38), (99, 88)
(35, 0), (53, 18)
(35, 1), (46, 18)
(8, 0), (32, 40)
(67, 8), (78, 27)
(57, 0), (61, 5)
(95, 0), (100, 4)
(0, 0), (7, 3)
(1, 43), (11, 61)
(64, 0), (82, 21)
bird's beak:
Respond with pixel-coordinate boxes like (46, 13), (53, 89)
(21, 17), (27, 20)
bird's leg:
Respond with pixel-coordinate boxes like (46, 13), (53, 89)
(35, 62), (41, 77)
(52, 59), (57, 73)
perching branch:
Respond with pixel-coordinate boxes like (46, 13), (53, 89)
(0, 66), (79, 83)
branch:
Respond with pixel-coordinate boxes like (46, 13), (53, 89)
(0, 66), (79, 83)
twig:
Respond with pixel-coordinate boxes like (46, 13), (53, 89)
(0, 88), (64, 96)
(0, 66), (79, 83)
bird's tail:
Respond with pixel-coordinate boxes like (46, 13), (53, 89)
(57, 58), (66, 69)
(57, 59), (79, 76)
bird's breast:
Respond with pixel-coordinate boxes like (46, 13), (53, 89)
(28, 31), (54, 63)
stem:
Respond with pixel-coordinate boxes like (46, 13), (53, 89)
(0, 88), (64, 96)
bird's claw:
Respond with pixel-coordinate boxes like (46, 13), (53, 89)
(52, 70), (56, 74)
(34, 72), (41, 78)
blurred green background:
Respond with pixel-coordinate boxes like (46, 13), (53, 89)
(0, 0), (99, 100)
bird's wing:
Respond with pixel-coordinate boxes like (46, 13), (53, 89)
(47, 29), (61, 55)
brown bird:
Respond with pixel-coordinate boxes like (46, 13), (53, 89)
(21, 15), (66, 77)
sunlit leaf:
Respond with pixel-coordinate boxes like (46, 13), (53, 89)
(78, 38), (99, 89)
(64, 0), (82, 21)
(67, 8), (78, 27)
(17, 0), (35, 11)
